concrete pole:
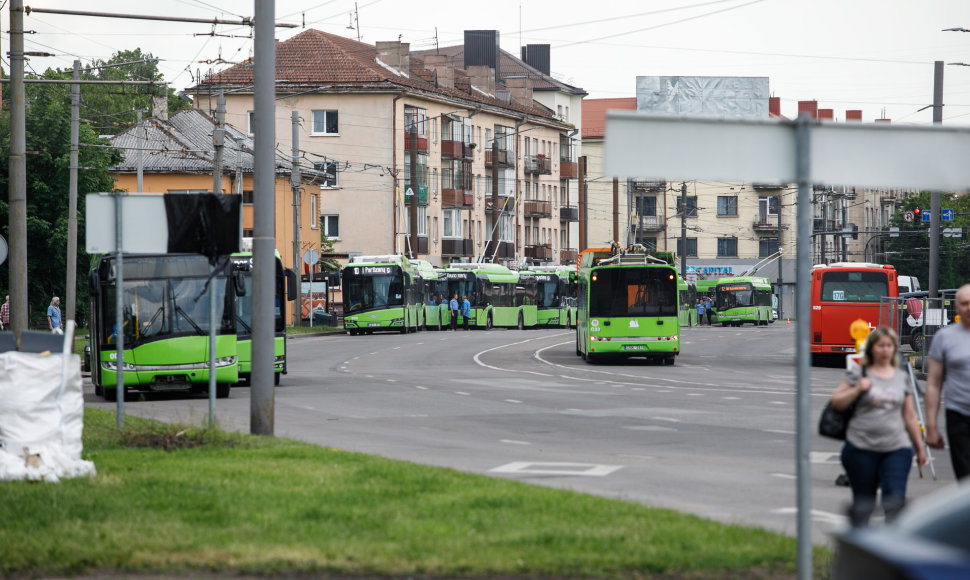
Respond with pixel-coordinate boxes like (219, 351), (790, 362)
(929, 61), (943, 299)
(680, 182), (687, 280)
(136, 111), (144, 192)
(577, 156), (586, 251)
(66, 60), (80, 325)
(208, 90), (225, 428)
(490, 140), (499, 261)
(8, 0), (27, 335)
(291, 110), (301, 326)
(251, 0), (276, 436)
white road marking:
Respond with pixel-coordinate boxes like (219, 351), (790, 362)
(723, 396), (741, 400)
(489, 461), (623, 476)
(772, 473), (797, 480)
(771, 401), (787, 405)
(504, 399), (522, 404)
(386, 379), (397, 383)
(686, 393), (704, 397)
(624, 425), (677, 432)
(811, 451), (842, 464)
(455, 391), (470, 396)
(416, 386), (429, 390)
(762, 429), (796, 435)
(500, 439), (531, 445)
(772, 507), (846, 526)
(651, 416), (681, 423)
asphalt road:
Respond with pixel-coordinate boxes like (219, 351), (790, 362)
(83, 321), (958, 546)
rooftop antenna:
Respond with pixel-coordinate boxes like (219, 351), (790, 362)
(346, 2), (360, 42)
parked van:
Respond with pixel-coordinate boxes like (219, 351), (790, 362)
(898, 275), (921, 295)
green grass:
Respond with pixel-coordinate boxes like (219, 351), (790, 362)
(0, 409), (830, 579)
(286, 324), (341, 335)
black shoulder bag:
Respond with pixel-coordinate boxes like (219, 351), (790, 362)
(818, 368), (864, 440)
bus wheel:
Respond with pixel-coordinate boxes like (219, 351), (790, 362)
(104, 387), (118, 402)
(217, 383), (230, 398)
(576, 333), (583, 356)
(94, 384), (103, 397)
(517, 313), (524, 330)
(400, 317), (408, 334)
(662, 355), (675, 366)
(486, 314), (493, 330)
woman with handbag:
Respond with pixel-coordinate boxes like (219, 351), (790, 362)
(830, 326), (927, 526)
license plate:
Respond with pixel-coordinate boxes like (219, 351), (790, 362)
(368, 322), (381, 327)
(623, 345), (645, 351)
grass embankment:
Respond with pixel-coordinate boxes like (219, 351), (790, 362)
(0, 409), (829, 579)
(286, 324), (341, 335)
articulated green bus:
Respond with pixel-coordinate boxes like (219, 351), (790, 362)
(342, 255), (423, 335)
(576, 247), (681, 364)
(519, 265), (577, 328)
(409, 258), (443, 330)
(714, 276), (773, 326)
(437, 263), (538, 329)
(88, 253), (239, 400)
(678, 276), (699, 328)
(230, 252), (298, 385)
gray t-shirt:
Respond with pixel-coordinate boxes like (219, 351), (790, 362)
(928, 323), (970, 416)
(845, 367), (913, 452)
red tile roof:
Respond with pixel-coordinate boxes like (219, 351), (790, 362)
(582, 98), (637, 139)
(193, 29), (560, 122)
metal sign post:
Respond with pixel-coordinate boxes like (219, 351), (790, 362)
(605, 113), (970, 580)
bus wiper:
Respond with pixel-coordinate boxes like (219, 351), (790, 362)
(175, 305), (206, 336)
(142, 306), (165, 336)
(236, 314), (251, 333)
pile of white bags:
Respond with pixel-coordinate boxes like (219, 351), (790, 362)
(0, 330), (96, 482)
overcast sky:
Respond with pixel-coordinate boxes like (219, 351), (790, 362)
(7, 0), (970, 125)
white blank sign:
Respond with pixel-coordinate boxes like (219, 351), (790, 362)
(85, 193), (169, 254)
(604, 113), (970, 191)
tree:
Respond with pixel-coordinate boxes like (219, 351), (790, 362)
(882, 192), (970, 290)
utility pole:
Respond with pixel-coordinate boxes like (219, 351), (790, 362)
(929, 60), (943, 299)
(65, 60), (80, 325)
(291, 111), (302, 326)
(578, 156), (586, 251)
(777, 196), (783, 320)
(207, 90), (226, 428)
(136, 111), (144, 192)
(840, 193), (848, 262)
(8, 0), (27, 335)
(409, 132), (418, 259)
(612, 177), (619, 245)
(212, 91), (225, 194)
(680, 181), (687, 280)
(490, 139), (499, 262)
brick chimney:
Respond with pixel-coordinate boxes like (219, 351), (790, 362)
(424, 54), (454, 89)
(505, 75), (533, 104)
(153, 95), (168, 122)
(467, 65), (495, 96)
(818, 108), (834, 121)
(797, 100), (818, 119)
(769, 96), (781, 118)
(375, 40), (410, 75)
(845, 110), (863, 122)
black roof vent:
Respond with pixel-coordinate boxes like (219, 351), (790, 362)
(520, 44), (550, 76)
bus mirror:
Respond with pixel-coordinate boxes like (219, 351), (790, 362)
(285, 269), (299, 301)
(88, 271), (100, 296)
(234, 271), (247, 297)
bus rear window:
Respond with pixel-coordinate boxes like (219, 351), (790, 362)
(820, 271), (889, 303)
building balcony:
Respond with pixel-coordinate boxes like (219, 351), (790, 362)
(536, 156), (552, 175)
(404, 132), (428, 152)
(463, 143), (476, 159)
(560, 160), (578, 179)
(559, 248), (578, 264)
(630, 179), (664, 193)
(485, 194), (515, 212)
(440, 139), (463, 159)
(524, 156), (540, 175)
(753, 182), (787, 190)
(754, 215), (787, 233)
(523, 200), (552, 218)
(481, 240), (515, 260)
(441, 238), (474, 257)
(441, 188), (474, 209)
(636, 215), (665, 232)
(524, 245), (553, 261)
(813, 218), (837, 233)
(484, 149), (510, 167)
(560, 206), (579, 222)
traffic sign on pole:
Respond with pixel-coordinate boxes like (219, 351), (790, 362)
(942, 208), (954, 222)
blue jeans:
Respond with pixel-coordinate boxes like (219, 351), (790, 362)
(840, 441), (914, 526)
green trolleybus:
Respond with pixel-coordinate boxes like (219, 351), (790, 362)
(409, 259), (443, 330)
(714, 276), (773, 326)
(520, 265), (577, 328)
(437, 263), (538, 329)
(230, 251), (298, 385)
(576, 247), (681, 364)
(88, 253), (239, 400)
(342, 255), (422, 335)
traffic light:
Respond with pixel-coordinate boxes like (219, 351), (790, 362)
(913, 207), (921, 216)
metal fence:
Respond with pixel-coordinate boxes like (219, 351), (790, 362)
(879, 294), (958, 372)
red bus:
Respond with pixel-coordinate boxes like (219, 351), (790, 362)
(810, 262), (898, 365)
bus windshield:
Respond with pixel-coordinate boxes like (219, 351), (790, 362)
(100, 277), (232, 345)
(344, 267), (405, 313)
(234, 271), (284, 335)
(717, 283), (754, 309)
(589, 268), (677, 317)
(820, 271), (889, 303)
(535, 278), (560, 308)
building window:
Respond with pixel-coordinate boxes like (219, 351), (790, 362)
(417, 206), (427, 236)
(432, 216), (439, 243)
(759, 195), (780, 216)
(717, 237), (738, 257)
(676, 196), (697, 217)
(636, 196), (656, 217)
(314, 161), (338, 188)
(311, 110), (339, 135)
(676, 237), (697, 258)
(759, 237), (779, 258)
(309, 194), (318, 229)
(404, 106), (426, 136)
(442, 209), (462, 238)
(322, 215), (340, 239)
(247, 111), (255, 135)
(243, 228), (254, 238)
(241, 190), (254, 205)
(717, 196), (738, 217)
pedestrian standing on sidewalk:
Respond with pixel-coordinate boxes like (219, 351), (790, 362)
(925, 283), (970, 480)
(695, 298), (705, 326)
(830, 326), (927, 526)
(47, 296), (63, 334)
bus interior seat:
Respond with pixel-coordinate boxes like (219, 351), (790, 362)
(0, 331), (16, 353)
(19, 331), (66, 353)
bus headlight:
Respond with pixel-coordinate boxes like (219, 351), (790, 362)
(215, 356), (237, 367)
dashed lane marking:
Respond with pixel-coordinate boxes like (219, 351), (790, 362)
(489, 461), (623, 476)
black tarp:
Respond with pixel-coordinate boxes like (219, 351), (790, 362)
(164, 194), (241, 263)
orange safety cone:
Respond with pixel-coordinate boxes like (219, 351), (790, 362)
(786, 317), (791, 326)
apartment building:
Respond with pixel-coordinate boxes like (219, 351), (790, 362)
(188, 29), (582, 268)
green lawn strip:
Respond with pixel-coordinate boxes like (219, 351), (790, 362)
(0, 409), (826, 578)
(286, 324), (341, 335)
